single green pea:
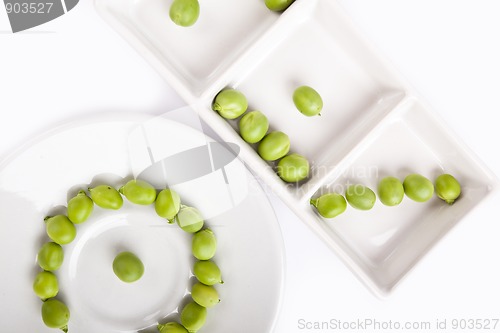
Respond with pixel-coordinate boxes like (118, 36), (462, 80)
(67, 190), (94, 224)
(191, 282), (220, 308)
(112, 251), (144, 283)
(193, 260), (223, 285)
(238, 110), (269, 144)
(277, 153), (309, 182)
(212, 88), (248, 120)
(192, 229), (216, 260)
(41, 298), (70, 332)
(403, 174), (434, 202)
(180, 301), (207, 333)
(310, 193), (347, 218)
(169, 0), (200, 27)
(33, 271), (59, 300)
(45, 215), (76, 245)
(89, 185), (123, 210)
(265, 0), (295, 11)
(377, 176), (404, 206)
(37, 242), (64, 271)
(176, 206), (204, 233)
(158, 322), (188, 333)
(345, 185), (376, 210)
(293, 85), (323, 117)
(257, 131), (290, 161)
(119, 179), (157, 205)
(155, 189), (181, 221)
(435, 174), (461, 204)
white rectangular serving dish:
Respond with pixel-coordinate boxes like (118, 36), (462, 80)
(95, 0), (498, 296)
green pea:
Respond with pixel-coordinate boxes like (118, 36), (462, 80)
(277, 153), (309, 182)
(257, 131), (290, 161)
(89, 185), (123, 210)
(377, 176), (404, 206)
(45, 215), (76, 245)
(155, 189), (181, 221)
(37, 242), (64, 271)
(169, 0), (200, 27)
(310, 193), (347, 219)
(293, 85), (323, 117)
(435, 174), (461, 204)
(238, 110), (269, 144)
(112, 251), (144, 283)
(191, 282), (220, 308)
(33, 271), (59, 300)
(67, 190), (94, 224)
(119, 179), (157, 205)
(41, 298), (70, 332)
(212, 88), (248, 120)
(345, 185), (376, 210)
(180, 301), (207, 333)
(403, 174), (434, 202)
(176, 206), (204, 233)
(158, 322), (188, 333)
(265, 0), (295, 11)
(192, 229), (216, 260)
(193, 260), (223, 285)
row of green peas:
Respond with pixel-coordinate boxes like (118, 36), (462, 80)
(34, 179), (223, 333)
(311, 173), (462, 218)
(212, 87), (323, 183)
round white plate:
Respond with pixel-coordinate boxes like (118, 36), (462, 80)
(0, 113), (284, 333)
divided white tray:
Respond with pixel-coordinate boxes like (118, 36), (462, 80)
(95, 0), (498, 296)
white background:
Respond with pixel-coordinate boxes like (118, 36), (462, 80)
(1, 1), (500, 332)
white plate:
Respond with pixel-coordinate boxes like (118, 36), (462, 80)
(0, 113), (284, 332)
(95, 0), (498, 296)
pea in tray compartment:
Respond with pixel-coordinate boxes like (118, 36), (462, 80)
(94, 0), (284, 97)
(301, 98), (496, 295)
(195, 0), (407, 201)
(95, 0), (498, 296)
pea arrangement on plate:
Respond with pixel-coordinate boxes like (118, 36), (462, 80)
(34, 180), (222, 332)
